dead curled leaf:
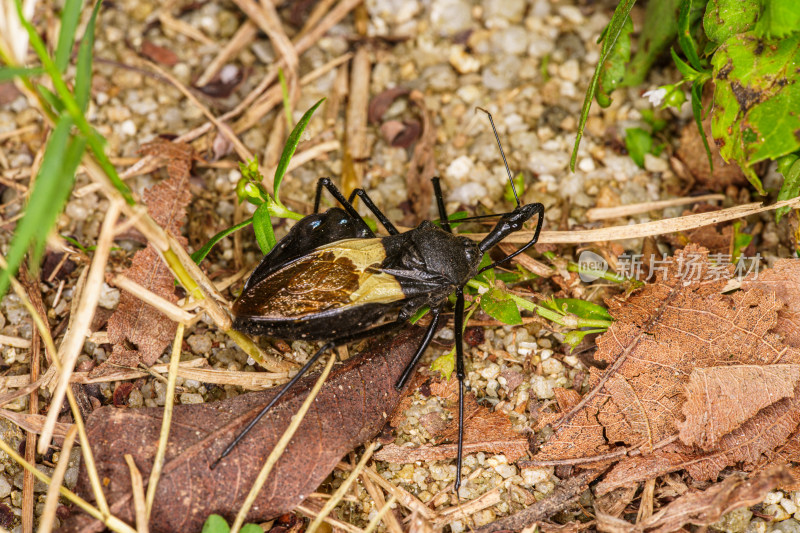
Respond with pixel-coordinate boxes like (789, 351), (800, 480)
(94, 141), (194, 377)
(531, 245), (800, 495)
(62, 327), (426, 533)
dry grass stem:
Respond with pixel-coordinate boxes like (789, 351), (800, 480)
(433, 484), (503, 526)
(124, 454), (148, 533)
(39, 198), (123, 454)
(111, 275), (196, 323)
(0, 333), (31, 348)
(484, 197), (800, 244)
(295, 504), (365, 533)
(0, 124), (38, 142)
(37, 425), (78, 533)
(158, 11), (215, 46)
(0, 409), (71, 438)
(145, 322), (184, 518)
(361, 466), (434, 519)
(195, 20), (257, 87)
(297, 0), (338, 40)
(307, 442), (377, 533)
(230, 350), (338, 533)
(233, 0), (297, 71)
(360, 467), (403, 533)
(585, 194), (726, 221)
(363, 495), (399, 533)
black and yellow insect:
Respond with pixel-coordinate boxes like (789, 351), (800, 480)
(213, 112), (545, 490)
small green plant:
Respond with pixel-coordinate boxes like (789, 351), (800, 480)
(201, 514), (262, 533)
(0, 0), (135, 298)
(192, 99), (324, 263)
(573, 0), (800, 216)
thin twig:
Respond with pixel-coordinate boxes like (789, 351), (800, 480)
(585, 194), (725, 221)
(195, 20), (257, 87)
(124, 455), (148, 533)
(37, 425), (78, 533)
(363, 495), (399, 533)
(112, 275), (196, 323)
(230, 350), (338, 533)
(39, 198), (122, 455)
(145, 322), (184, 518)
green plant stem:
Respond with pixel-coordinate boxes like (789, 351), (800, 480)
(566, 262), (627, 283)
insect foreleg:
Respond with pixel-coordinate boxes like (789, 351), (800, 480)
(431, 177), (453, 234)
(478, 202), (545, 274)
(454, 286), (466, 492)
(348, 188), (400, 235)
(395, 307), (442, 390)
(313, 177), (374, 236)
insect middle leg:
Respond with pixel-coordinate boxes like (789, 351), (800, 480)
(348, 188), (399, 235)
(312, 177), (374, 235)
(432, 177), (452, 234)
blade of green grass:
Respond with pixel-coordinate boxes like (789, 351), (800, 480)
(191, 217), (254, 264)
(570, 0), (637, 171)
(253, 203), (276, 254)
(0, 117), (73, 297)
(272, 98), (325, 201)
(278, 67), (293, 130)
(0, 66), (43, 81)
(74, 0), (102, 112)
(54, 0), (84, 73)
(14, 0), (135, 205)
(690, 80), (713, 171)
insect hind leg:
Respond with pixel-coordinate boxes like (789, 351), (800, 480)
(395, 307), (441, 390)
(432, 177), (452, 233)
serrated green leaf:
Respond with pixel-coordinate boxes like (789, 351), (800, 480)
(480, 288), (522, 325)
(711, 32), (800, 194)
(624, 127), (653, 168)
(0, 67), (43, 81)
(754, 0), (800, 39)
(596, 14), (633, 108)
(703, 0), (759, 43)
(552, 298), (613, 322)
(571, 0), (637, 170)
(273, 98), (325, 200)
(191, 217), (254, 264)
(253, 203), (276, 254)
(54, 0), (84, 73)
(776, 152), (800, 220)
(201, 515), (230, 533)
(75, 0), (101, 112)
(0, 117), (82, 297)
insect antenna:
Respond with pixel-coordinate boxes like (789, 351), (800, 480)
(476, 107), (520, 207)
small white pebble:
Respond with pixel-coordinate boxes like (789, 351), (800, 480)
(518, 341), (538, 356)
(541, 358), (564, 375)
(494, 463), (516, 479)
(480, 363), (501, 380)
(445, 155), (474, 181)
(563, 355), (580, 368)
(765, 503), (790, 521)
(644, 153), (669, 173)
(97, 283), (120, 310)
(449, 520), (465, 533)
(540, 349), (553, 361)
(782, 498), (798, 515)
(765, 492), (784, 505)
(521, 467), (551, 486)
(120, 119), (136, 137)
(531, 375), (555, 399)
(578, 157), (596, 172)
(180, 393), (204, 404)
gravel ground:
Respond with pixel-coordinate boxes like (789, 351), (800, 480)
(0, 0), (796, 531)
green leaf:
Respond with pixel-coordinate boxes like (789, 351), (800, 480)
(677, 0), (704, 70)
(624, 127), (653, 168)
(474, 252), (495, 285)
(621, 0), (683, 87)
(640, 109), (667, 133)
(552, 298), (613, 322)
(731, 221), (752, 263)
(670, 47), (700, 80)
(710, 32), (800, 194)
(74, 0), (102, 112)
(54, 0), (84, 73)
(571, 0), (637, 171)
(240, 525), (264, 533)
(0, 117), (84, 297)
(754, 0), (800, 39)
(37, 84), (65, 114)
(0, 67), (43, 81)
(596, 14), (633, 107)
(191, 217), (254, 264)
(253, 203), (276, 254)
(409, 305), (430, 324)
(703, 0), (759, 44)
(431, 351), (455, 381)
(201, 515), (230, 533)
(480, 288), (522, 325)
(565, 328), (608, 349)
(273, 98), (325, 201)
(690, 80), (714, 171)
(776, 152), (800, 220)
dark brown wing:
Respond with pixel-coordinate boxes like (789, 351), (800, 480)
(233, 239), (405, 321)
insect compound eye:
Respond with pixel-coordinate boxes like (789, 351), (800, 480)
(339, 217), (349, 225)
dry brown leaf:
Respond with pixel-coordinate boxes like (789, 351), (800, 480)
(140, 41), (179, 66)
(663, 204), (734, 255)
(678, 365), (800, 449)
(96, 141), (193, 374)
(743, 258), (800, 348)
(676, 117), (746, 190)
(597, 466), (793, 533)
(534, 245), (800, 488)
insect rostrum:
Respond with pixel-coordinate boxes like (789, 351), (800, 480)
(215, 120), (544, 492)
